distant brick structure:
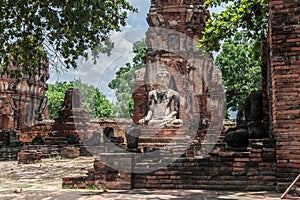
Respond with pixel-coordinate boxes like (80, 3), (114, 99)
(266, 0), (300, 191)
(53, 88), (90, 140)
(0, 63), (49, 130)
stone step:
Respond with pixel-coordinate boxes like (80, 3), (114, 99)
(138, 142), (188, 148)
(45, 137), (67, 141)
(81, 145), (106, 155)
(25, 145), (61, 155)
(172, 147), (188, 157)
(139, 128), (189, 138)
(139, 136), (190, 144)
(44, 137), (68, 145)
(138, 143), (188, 157)
(42, 153), (60, 158)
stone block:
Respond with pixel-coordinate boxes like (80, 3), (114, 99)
(60, 146), (80, 158)
(18, 150), (42, 164)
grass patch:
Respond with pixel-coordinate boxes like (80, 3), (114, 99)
(17, 184), (32, 189)
(54, 171), (69, 176)
(62, 185), (73, 189)
(3, 184), (33, 189)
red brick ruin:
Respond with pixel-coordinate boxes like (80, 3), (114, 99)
(0, 63), (49, 130)
(1, 0), (300, 193)
(265, 0), (300, 190)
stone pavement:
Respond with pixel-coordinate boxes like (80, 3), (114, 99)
(0, 157), (281, 200)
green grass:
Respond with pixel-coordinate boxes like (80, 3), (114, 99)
(17, 184), (32, 189)
(54, 171), (69, 176)
(2, 184), (33, 189)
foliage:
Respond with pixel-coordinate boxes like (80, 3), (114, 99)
(46, 81), (72, 119)
(46, 79), (112, 119)
(72, 79), (113, 119)
(215, 31), (261, 111)
(200, 0), (268, 58)
(0, 0), (137, 77)
(108, 39), (146, 118)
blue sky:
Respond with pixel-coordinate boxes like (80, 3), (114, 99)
(48, 0), (151, 101)
(48, 0), (222, 102)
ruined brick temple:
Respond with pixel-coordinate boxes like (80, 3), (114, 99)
(0, 63), (49, 130)
(63, 0), (300, 192)
(263, 0), (300, 191)
(1, 0), (300, 193)
(132, 0), (212, 124)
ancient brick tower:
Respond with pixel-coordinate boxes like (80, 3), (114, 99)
(265, 0), (300, 190)
(0, 63), (49, 130)
(53, 88), (90, 140)
(133, 0), (212, 124)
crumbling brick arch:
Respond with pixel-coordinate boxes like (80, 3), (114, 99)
(103, 126), (114, 139)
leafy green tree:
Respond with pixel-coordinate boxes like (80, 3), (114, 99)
(215, 32), (261, 111)
(46, 79), (113, 119)
(200, 0), (268, 58)
(108, 39), (146, 118)
(0, 0), (136, 77)
(46, 81), (72, 119)
(72, 79), (113, 119)
(199, 0), (267, 112)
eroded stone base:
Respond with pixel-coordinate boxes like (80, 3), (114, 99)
(62, 138), (276, 191)
(18, 150), (43, 164)
(63, 153), (133, 190)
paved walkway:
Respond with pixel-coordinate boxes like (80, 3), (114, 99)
(0, 157), (281, 200)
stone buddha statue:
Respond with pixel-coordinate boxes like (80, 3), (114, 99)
(138, 67), (183, 127)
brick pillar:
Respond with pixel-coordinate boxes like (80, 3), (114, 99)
(268, 0), (300, 191)
(261, 39), (272, 136)
(132, 68), (148, 123)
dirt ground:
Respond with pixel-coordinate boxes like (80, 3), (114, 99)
(0, 156), (281, 200)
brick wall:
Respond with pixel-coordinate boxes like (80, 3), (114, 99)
(261, 39), (272, 136)
(63, 153), (133, 190)
(134, 139), (276, 191)
(0, 63), (49, 130)
(20, 122), (53, 143)
(62, 139), (276, 191)
(268, 0), (300, 191)
(0, 147), (22, 161)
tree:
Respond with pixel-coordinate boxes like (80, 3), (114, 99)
(72, 79), (113, 119)
(215, 31), (261, 111)
(200, 0), (268, 58)
(46, 79), (113, 119)
(198, 0), (267, 112)
(108, 39), (146, 118)
(0, 0), (136, 77)
(46, 81), (72, 119)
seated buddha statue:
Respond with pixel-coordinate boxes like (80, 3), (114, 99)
(138, 67), (183, 127)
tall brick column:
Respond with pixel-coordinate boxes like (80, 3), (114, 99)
(268, 0), (300, 191)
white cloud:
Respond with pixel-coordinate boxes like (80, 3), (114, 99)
(48, 0), (150, 101)
(126, 0), (150, 29)
(48, 29), (147, 101)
